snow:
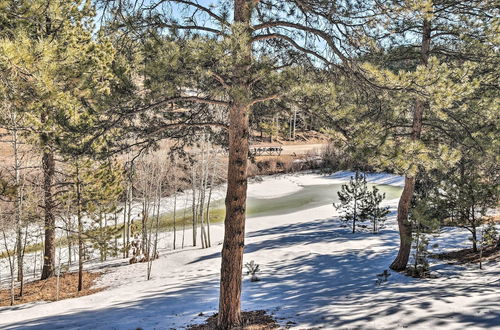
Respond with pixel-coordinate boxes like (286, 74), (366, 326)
(290, 171), (405, 188)
(0, 172), (499, 329)
(247, 176), (303, 199)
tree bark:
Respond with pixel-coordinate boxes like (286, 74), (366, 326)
(218, 101), (250, 328)
(218, 2), (253, 327)
(472, 227), (478, 252)
(390, 176), (417, 271)
(41, 150), (56, 280)
(471, 205), (478, 253)
(390, 17), (431, 272)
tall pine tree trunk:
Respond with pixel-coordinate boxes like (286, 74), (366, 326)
(41, 150), (56, 280)
(390, 18), (431, 271)
(390, 176), (417, 270)
(218, 101), (250, 328)
(218, 2), (252, 327)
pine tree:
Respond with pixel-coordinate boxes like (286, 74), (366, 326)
(328, 0), (499, 271)
(432, 161), (497, 252)
(61, 157), (123, 291)
(407, 200), (440, 278)
(334, 172), (368, 234)
(98, 1), (368, 326)
(362, 187), (390, 234)
(0, 1), (116, 279)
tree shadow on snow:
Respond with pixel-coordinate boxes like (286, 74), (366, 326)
(3, 217), (498, 329)
(189, 217), (399, 264)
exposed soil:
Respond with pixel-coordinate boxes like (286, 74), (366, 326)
(431, 244), (500, 264)
(188, 310), (280, 330)
(0, 271), (104, 306)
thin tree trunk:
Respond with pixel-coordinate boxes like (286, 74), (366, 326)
(148, 179), (162, 280)
(56, 241), (62, 300)
(353, 197), (357, 234)
(479, 225), (484, 270)
(41, 150), (56, 280)
(414, 225), (420, 270)
(173, 193), (177, 250)
(206, 158), (216, 247)
(199, 139), (209, 248)
(19, 223), (29, 297)
(9, 111), (24, 285)
(123, 190), (127, 258)
(292, 107), (297, 140)
(13, 126), (26, 295)
(472, 223), (478, 253)
(99, 211), (105, 261)
(471, 200), (478, 252)
(66, 204), (72, 267)
(126, 175), (133, 258)
(142, 198), (149, 256)
(198, 160), (206, 249)
(182, 192), (188, 249)
(191, 166), (197, 246)
(2, 230), (15, 306)
(390, 17), (431, 272)
(33, 250), (37, 279)
(114, 210), (118, 256)
(76, 161), (84, 292)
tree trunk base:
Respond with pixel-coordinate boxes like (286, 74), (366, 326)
(189, 310), (279, 330)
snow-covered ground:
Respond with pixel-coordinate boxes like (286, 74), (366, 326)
(1, 172), (499, 329)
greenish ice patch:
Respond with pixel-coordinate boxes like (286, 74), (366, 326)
(177, 182), (402, 223)
(246, 183), (402, 218)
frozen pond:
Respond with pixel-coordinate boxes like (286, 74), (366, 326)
(204, 181), (402, 219)
(247, 183), (402, 217)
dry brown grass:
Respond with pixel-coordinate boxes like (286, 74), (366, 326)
(248, 155), (311, 177)
(0, 271), (104, 306)
(188, 310), (280, 330)
(432, 245), (500, 264)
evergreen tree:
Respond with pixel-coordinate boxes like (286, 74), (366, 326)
(431, 160), (498, 252)
(407, 200), (440, 278)
(0, 1), (115, 279)
(322, 0), (499, 271)
(362, 187), (390, 234)
(98, 1), (368, 326)
(61, 157), (123, 291)
(334, 172), (368, 234)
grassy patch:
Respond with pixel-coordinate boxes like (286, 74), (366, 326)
(133, 204), (227, 238)
(0, 270), (103, 306)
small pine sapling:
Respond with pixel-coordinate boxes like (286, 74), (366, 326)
(361, 186), (390, 233)
(407, 202), (440, 278)
(479, 220), (498, 270)
(375, 269), (391, 286)
(245, 260), (261, 282)
(334, 171), (369, 233)
(482, 220), (499, 246)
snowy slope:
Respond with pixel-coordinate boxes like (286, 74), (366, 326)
(0, 172), (498, 329)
